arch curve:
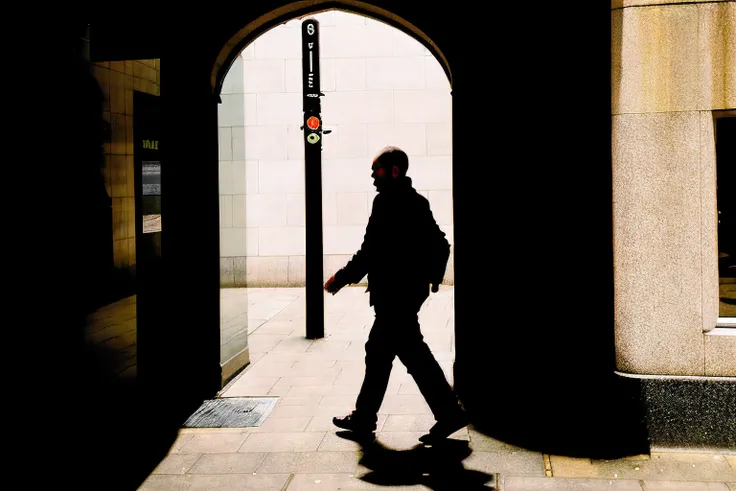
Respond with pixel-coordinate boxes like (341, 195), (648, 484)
(211, 0), (452, 96)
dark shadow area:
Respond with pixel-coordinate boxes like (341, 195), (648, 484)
(41, 25), (204, 491)
(450, 4), (651, 460)
(73, 345), (181, 491)
(457, 367), (650, 460)
(337, 431), (497, 491)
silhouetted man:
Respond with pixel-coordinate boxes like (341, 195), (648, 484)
(324, 146), (468, 444)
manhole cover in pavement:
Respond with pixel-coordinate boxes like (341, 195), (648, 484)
(183, 397), (277, 428)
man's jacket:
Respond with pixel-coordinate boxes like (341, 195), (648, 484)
(333, 176), (451, 309)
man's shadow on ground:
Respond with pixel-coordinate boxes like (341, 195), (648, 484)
(336, 431), (498, 491)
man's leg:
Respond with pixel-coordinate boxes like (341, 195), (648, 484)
(394, 311), (467, 441)
(334, 313), (395, 433)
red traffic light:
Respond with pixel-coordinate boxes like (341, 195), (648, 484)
(306, 116), (320, 130)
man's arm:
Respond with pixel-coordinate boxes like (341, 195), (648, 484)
(325, 195), (380, 294)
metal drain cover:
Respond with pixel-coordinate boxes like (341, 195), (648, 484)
(183, 397), (277, 428)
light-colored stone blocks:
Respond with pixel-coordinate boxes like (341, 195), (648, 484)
(219, 161), (247, 195)
(699, 112), (720, 333)
(336, 124), (368, 157)
(286, 125), (305, 160)
(220, 14), (453, 289)
(286, 194), (305, 226)
(256, 93), (302, 126)
(319, 58), (336, 93)
(335, 58), (366, 91)
(323, 254), (357, 281)
(322, 90), (394, 124)
(258, 160), (305, 194)
(698, 2), (736, 110)
(220, 195), (233, 228)
(705, 331), (736, 376)
(218, 93), (245, 127)
(393, 28), (428, 56)
(612, 3), (727, 114)
(426, 56), (450, 89)
(231, 160), (247, 195)
(395, 89), (451, 123)
(244, 94), (257, 126)
(231, 126), (246, 160)
(243, 59), (285, 93)
(245, 229), (259, 257)
(221, 227), (248, 257)
(288, 255), (306, 286)
(408, 156), (453, 191)
(322, 192), (338, 226)
(221, 55), (244, 94)
(246, 256), (290, 285)
(244, 126), (288, 160)
(336, 192), (369, 225)
(259, 227), (306, 256)
(284, 58), (302, 93)
(321, 158), (376, 194)
(427, 190), (454, 226)
(426, 121), (452, 155)
(321, 22), (393, 58)
(231, 195), (247, 228)
(254, 25), (301, 59)
(367, 57), (426, 90)
(244, 193), (287, 227)
(324, 225), (366, 255)
(367, 122), (427, 157)
(613, 111), (706, 375)
(240, 42), (254, 60)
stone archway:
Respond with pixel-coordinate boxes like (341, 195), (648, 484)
(211, 2), (456, 389)
(210, 0), (452, 98)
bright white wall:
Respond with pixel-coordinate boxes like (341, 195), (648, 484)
(219, 10), (453, 286)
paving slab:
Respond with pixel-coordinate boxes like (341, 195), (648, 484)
(503, 476), (643, 490)
(256, 451), (361, 474)
(132, 287), (733, 491)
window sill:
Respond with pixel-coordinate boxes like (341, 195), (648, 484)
(712, 319), (736, 331)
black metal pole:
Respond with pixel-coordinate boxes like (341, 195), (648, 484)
(302, 19), (324, 339)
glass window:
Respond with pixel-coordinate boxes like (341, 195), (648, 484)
(716, 113), (736, 325)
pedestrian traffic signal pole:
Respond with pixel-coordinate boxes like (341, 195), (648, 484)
(302, 19), (325, 339)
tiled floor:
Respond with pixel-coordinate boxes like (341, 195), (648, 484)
(80, 286), (735, 490)
(128, 286), (736, 490)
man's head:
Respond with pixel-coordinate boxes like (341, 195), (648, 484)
(371, 146), (409, 191)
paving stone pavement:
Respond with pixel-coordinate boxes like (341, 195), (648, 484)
(137, 286), (736, 491)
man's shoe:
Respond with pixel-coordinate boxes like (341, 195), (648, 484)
(418, 411), (469, 444)
(332, 412), (376, 435)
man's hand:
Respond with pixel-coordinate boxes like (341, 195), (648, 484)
(431, 283), (440, 293)
(324, 275), (341, 295)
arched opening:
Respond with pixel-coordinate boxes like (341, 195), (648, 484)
(214, 6), (457, 428)
(210, 1), (452, 98)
